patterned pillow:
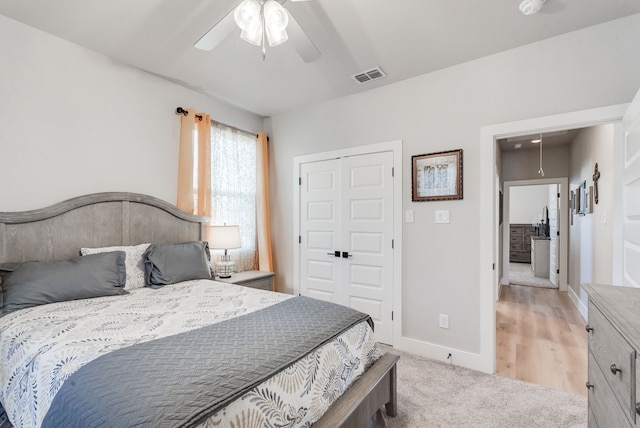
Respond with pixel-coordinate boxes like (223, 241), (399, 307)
(81, 243), (150, 290)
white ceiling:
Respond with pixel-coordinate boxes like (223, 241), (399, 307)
(2, 0), (639, 117)
(498, 129), (580, 152)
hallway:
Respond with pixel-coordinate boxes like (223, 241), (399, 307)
(496, 284), (588, 396)
(508, 262), (555, 289)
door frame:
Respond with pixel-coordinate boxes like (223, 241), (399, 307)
(502, 178), (569, 292)
(479, 103), (629, 373)
(293, 140), (403, 346)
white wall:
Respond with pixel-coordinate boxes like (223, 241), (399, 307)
(509, 185), (551, 224)
(0, 15), (263, 211)
(268, 14), (640, 365)
(568, 124), (615, 305)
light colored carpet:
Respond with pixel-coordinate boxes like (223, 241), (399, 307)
(379, 345), (587, 428)
(508, 262), (556, 289)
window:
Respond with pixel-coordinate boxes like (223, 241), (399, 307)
(209, 121), (257, 272)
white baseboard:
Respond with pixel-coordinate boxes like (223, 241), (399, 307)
(394, 336), (491, 374)
(568, 285), (588, 322)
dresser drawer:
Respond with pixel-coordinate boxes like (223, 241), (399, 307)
(509, 226), (521, 235)
(588, 301), (636, 420)
(510, 234), (524, 243)
(510, 251), (530, 263)
(509, 243), (524, 251)
(589, 353), (633, 428)
(239, 277), (272, 291)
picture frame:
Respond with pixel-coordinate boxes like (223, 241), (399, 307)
(577, 181), (587, 215)
(569, 190), (574, 225)
(585, 185), (594, 214)
(411, 149), (463, 202)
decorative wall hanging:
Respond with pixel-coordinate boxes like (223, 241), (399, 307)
(412, 149), (463, 201)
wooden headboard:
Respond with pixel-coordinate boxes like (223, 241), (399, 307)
(0, 192), (210, 264)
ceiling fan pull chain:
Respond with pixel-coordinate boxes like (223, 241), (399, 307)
(538, 133), (545, 176)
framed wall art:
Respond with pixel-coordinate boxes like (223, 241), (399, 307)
(411, 149), (463, 202)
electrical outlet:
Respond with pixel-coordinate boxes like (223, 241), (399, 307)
(439, 314), (449, 329)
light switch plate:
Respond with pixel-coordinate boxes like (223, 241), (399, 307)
(435, 210), (450, 224)
(405, 210), (414, 223)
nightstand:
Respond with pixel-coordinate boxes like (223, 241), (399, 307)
(215, 270), (275, 291)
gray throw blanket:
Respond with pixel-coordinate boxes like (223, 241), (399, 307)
(42, 296), (372, 428)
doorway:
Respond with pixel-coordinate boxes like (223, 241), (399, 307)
(502, 178), (568, 292)
(478, 103), (628, 373)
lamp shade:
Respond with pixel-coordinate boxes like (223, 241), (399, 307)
(210, 225), (241, 250)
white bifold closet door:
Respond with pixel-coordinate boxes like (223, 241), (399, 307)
(299, 151), (394, 344)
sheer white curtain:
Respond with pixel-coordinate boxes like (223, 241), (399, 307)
(210, 122), (257, 272)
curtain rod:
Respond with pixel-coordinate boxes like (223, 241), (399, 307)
(176, 107), (268, 141)
(175, 107), (203, 122)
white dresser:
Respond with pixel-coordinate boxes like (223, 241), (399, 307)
(531, 237), (550, 278)
(584, 284), (640, 427)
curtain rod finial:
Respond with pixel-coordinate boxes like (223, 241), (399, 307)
(176, 107), (188, 116)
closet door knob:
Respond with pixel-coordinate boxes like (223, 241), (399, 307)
(610, 364), (622, 375)
(326, 251), (340, 257)
(585, 381), (594, 390)
(585, 325), (593, 333)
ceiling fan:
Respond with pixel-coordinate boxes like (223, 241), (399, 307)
(194, 0), (321, 62)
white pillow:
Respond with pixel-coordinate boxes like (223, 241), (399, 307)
(81, 243), (150, 290)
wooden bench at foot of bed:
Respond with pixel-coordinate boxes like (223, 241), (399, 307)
(315, 352), (400, 427)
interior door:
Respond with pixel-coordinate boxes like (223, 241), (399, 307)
(548, 185), (559, 287)
(300, 159), (342, 302)
(299, 152), (395, 344)
(341, 152), (394, 344)
(623, 89), (640, 287)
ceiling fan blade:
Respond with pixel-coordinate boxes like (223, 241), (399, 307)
(194, 9), (236, 51)
(286, 10), (321, 63)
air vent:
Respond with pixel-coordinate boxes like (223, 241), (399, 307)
(352, 67), (387, 84)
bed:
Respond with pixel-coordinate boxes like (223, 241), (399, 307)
(0, 192), (398, 428)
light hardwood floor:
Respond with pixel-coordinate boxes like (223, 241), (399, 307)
(496, 284), (588, 396)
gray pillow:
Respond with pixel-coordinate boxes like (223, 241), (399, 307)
(1, 251), (127, 316)
(143, 241), (212, 287)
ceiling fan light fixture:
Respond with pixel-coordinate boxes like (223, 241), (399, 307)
(264, 1), (289, 32)
(519, 0), (546, 16)
(266, 27), (288, 47)
(264, 1), (289, 46)
(240, 25), (263, 46)
(234, 0), (262, 32)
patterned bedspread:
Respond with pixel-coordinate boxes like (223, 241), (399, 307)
(0, 280), (381, 428)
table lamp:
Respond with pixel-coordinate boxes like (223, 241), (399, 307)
(210, 225), (241, 278)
